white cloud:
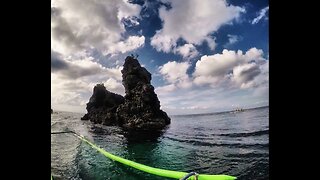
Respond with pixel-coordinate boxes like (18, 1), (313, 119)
(245, 47), (264, 61)
(159, 61), (190, 83)
(51, 51), (102, 79)
(155, 84), (177, 94)
(193, 75), (221, 86)
(204, 37), (217, 51)
(51, 0), (144, 56)
(155, 48), (268, 114)
(232, 63), (261, 88)
(228, 35), (239, 45)
(193, 49), (244, 80)
(174, 44), (199, 59)
(193, 48), (266, 86)
(150, 33), (176, 53)
(159, 61), (192, 88)
(224, 34), (242, 47)
(252, 6), (269, 24)
(51, 51), (123, 80)
(106, 36), (145, 55)
(151, 0), (245, 53)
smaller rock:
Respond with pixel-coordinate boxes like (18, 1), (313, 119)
(81, 83), (125, 125)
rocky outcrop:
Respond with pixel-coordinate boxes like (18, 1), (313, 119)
(81, 84), (125, 125)
(82, 56), (170, 132)
(116, 56), (171, 131)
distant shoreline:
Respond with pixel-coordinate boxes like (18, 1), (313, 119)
(171, 105), (269, 117)
(52, 105), (269, 117)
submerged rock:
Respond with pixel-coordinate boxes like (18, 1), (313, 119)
(82, 56), (170, 132)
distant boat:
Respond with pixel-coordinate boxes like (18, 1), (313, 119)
(236, 108), (244, 112)
(230, 108), (245, 113)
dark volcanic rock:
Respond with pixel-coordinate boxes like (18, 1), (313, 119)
(82, 56), (170, 132)
(81, 84), (124, 125)
(116, 56), (171, 131)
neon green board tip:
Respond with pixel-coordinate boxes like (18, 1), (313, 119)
(73, 133), (237, 180)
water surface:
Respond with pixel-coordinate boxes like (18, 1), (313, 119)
(51, 106), (269, 180)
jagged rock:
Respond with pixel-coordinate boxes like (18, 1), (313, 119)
(81, 84), (124, 125)
(82, 56), (170, 132)
(116, 56), (170, 131)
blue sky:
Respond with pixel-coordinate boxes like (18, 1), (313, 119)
(51, 0), (269, 115)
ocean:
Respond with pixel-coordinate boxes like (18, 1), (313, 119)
(51, 106), (269, 180)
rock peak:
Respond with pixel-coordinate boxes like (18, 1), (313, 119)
(122, 56), (151, 94)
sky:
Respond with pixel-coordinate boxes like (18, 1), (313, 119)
(51, 0), (269, 115)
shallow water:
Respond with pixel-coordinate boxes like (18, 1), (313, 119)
(51, 106), (269, 180)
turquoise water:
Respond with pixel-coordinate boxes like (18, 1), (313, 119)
(51, 106), (269, 180)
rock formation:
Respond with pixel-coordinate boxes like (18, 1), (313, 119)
(82, 56), (170, 132)
(81, 84), (125, 125)
(116, 56), (171, 131)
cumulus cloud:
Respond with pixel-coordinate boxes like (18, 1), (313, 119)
(159, 61), (190, 83)
(251, 6), (269, 24)
(155, 84), (177, 94)
(106, 36), (145, 55)
(159, 61), (192, 89)
(156, 48), (268, 101)
(174, 44), (199, 59)
(232, 63), (261, 88)
(193, 48), (266, 86)
(150, 33), (176, 53)
(50, 0), (144, 112)
(51, 56), (124, 91)
(51, 0), (144, 56)
(151, 0), (245, 53)
(193, 50), (244, 83)
(51, 50), (109, 79)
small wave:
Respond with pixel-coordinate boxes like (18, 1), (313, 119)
(218, 129), (269, 137)
(165, 136), (269, 149)
(225, 152), (269, 159)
